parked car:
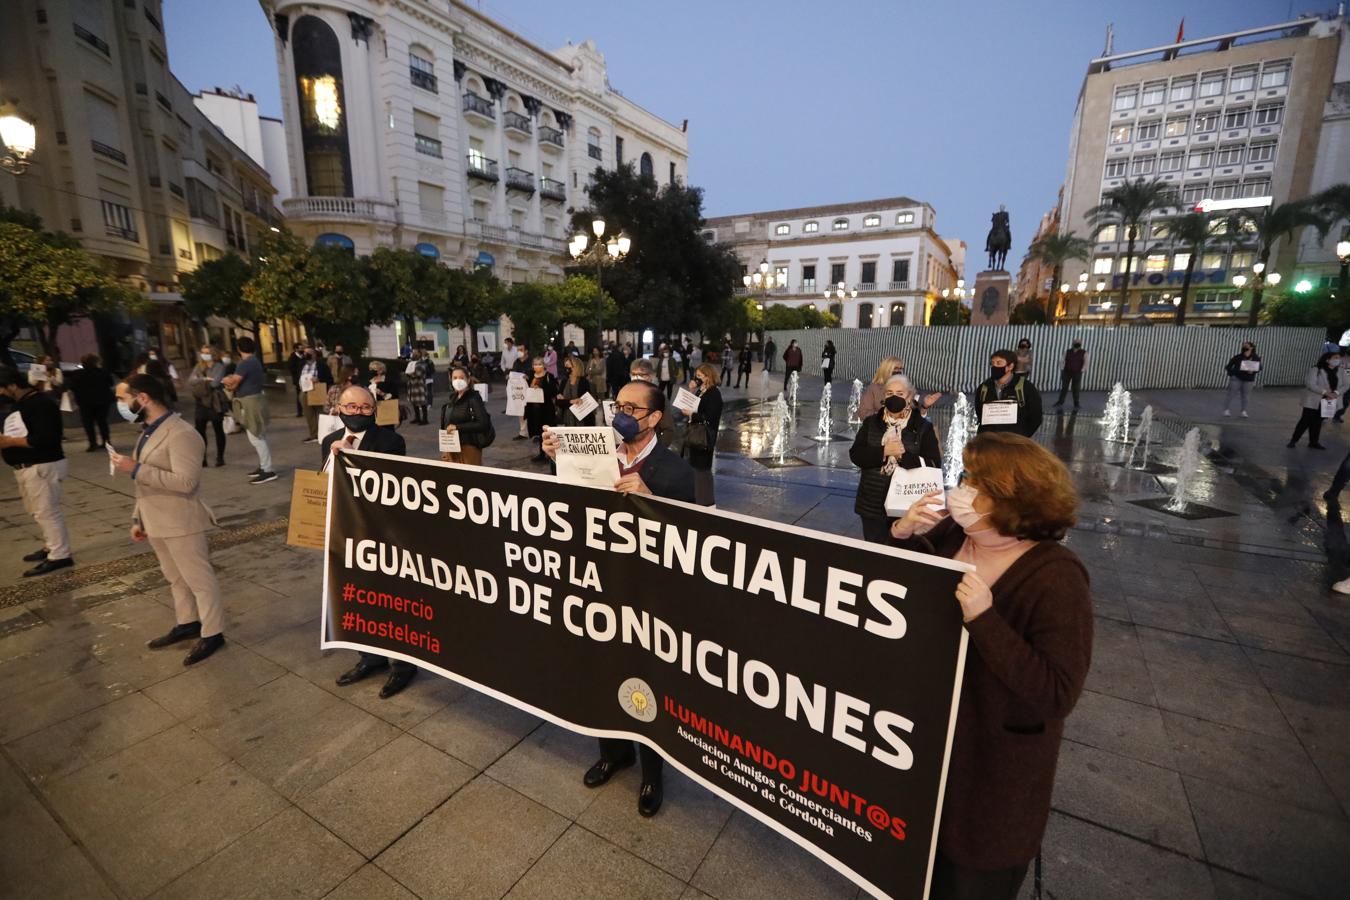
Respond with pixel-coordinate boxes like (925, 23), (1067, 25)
(6, 348), (83, 373)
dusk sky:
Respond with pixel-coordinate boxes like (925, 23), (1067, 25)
(167, 0), (1294, 260)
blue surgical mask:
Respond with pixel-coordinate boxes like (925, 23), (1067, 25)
(611, 411), (646, 442)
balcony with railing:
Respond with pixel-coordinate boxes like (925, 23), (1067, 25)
(409, 67), (437, 93)
(888, 281), (911, 290)
(155, 91), (172, 112)
(105, 225), (139, 242)
(539, 177), (566, 201)
(466, 155), (499, 182)
(73, 23), (110, 55)
(503, 111), (532, 136)
(462, 92), (494, 121)
(281, 196), (398, 224)
(91, 140), (127, 164)
(505, 167), (535, 194)
(415, 134), (443, 158)
(464, 220), (566, 253)
(587, 144), (602, 161)
(858, 282), (877, 292)
(539, 125), (564, 149)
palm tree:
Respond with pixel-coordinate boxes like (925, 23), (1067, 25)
(1165, 212), (1236, 326)
(1086, 178), (1176, 326)
(1026, 232), (1092, 323)
(1229, 201), (1329, 325)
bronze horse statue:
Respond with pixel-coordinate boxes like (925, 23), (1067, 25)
(985, 205), (1011, 271)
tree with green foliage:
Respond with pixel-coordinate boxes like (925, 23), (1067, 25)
(1264, 286), (1350, 329)
(244, 231), (371, 352)
(1163, 212), (1234, 326)
(181, 253), (257, 339)
(1025, 231), (1091, 321)
(928, 298), (970, 325)
(430, 267), (506, 353)
(761, 304), (839, 331)
(499, 276), (614, 354)
(365, 247), (449, 341)
(1228, 201), (1330, 326)
(1086, 178), (1176, 326)
(1010, 299), (1049, 325)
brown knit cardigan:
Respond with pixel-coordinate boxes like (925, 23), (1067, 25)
(903, 518), (1093, 870)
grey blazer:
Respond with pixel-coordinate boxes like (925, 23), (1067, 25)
(132, 414), (215, 537)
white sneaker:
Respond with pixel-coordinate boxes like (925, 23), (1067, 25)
(1241, 411), (1249, 418)
(1223, 410), (1231, 417)
(1333, 577), (1350, 596)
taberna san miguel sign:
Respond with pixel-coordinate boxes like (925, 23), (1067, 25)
(320, 450), (971, 899)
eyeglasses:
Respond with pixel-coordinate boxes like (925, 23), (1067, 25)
(339, 402), (374, 414)
(614, 403), (651, 416)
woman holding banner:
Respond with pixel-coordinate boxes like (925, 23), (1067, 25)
(849, 375), (940, 544)
(440, 366), (490, 466)
(891, 433), (1091, 900)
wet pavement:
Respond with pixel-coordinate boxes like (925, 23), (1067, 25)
(1, 373), (1348, 899)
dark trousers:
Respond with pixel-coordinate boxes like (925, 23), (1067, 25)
(195, 413), (227, 461)
(659, 380), (674, 399)
(1290, 407), (1325, 446)
(735, 366), (750, 388)
(294, 385), (303, 416)
(1055, 370), (1082, 407)
(1330, 451), (1350, 499)
(80, 403), (111, 447)
(929, 851), (1029, 900)
(359, 650), (416, 676)
(765, 355), (775, 373)
(822, 367), (833, 384)
(783, 365), (801, 391)
(721, 366), (732, 386)
(860, 515), (894, 545)
(598, 737), (664, 783)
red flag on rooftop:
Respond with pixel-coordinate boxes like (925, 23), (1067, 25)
(1176, 18), (1185, 42)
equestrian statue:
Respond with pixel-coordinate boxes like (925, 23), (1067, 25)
(985, 204), (1011, 271)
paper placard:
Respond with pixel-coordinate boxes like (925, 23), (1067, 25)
(59, 392), (74, 413)
(1321, 397), (1340, 419)
(3, 410), (27, 438)
(551, 426), (620, 490)
(601, 400), (616, 426)
(506, 375), (527, 417)
(981, 401), (1018, 425)
(299, 374), (315, 393)
(405, 361), (418, 376)
(376, 398), (400, 426)
(821, 357), (832, 370)
(474, 383), (489, 401)
(275, 376), (287, 384)
(439, 429), (462, 453)
(884, 464), (947, 518)
(286, 468), (329, 550)
(318, 414), (344, 439)
(1239, 360), (1260, 373)
(570, 392), (599, 422)
(28, 364), (47, 382)
(525, 387), (545, 404)
(673, 388), (701, 415)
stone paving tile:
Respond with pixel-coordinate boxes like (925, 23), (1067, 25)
(688, 812), (857, 900)
(152, 807), (363, 900)
(184, 672), (340, 759)
(1146, 660), (1294, 739)
(0, 759), (80, 885)
(1083, 618), (1155, 705)
(1135, 627), (1261, 685)
(0, 631), (101, 700)
(1035, 811), (1216, 899)
(1062, 690), (1176, 769)
(328, 664), (466, 731)
(0, 662), (137, 743)
(1208, 869), (1306, 899)
(486, 721), (605, 819)
(376, 775), (569, 900)
(410, 689), (542, 771)
(1051, 740), (1202, 856)
(504, 823), (687, 900)
(576, 764), (734, 882)
(4, 843), (118, 900)
(141, 642), (286, 721)
(322, 863), (420, 900)
(1222, 613), (1349, 664)
(298, 732), (476, 859)
(6, 690), (177, 784)
(1184, 775), (1350, 899)
(1125, 594), (1235, 643)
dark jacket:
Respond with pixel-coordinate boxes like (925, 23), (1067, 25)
(2, 389), (65, 467)
(1225, 352), (1262, 383)
(899, 518), (1092, 870)
(848, 411), (940, 519)
(737, 348), (753, 374)
(684, 385), (723, 471)
(629, 438), (697, 503)
(558, 376), (596, 426)
(71, 366), (114, 409)
(1062, 347), (1086, 375)
(440, 389), (492, 447)
(783, 345), (803, 369)
(975, 374), (1042, 437)
(606, 351), (632, 391)
(288, 350), (306, 384)
(525, 373), (558, 436)
(320, 423), (406, 468)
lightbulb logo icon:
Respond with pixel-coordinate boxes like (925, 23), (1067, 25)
(617, 677), (657, 723)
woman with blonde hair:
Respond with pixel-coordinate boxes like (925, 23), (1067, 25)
(890, 433), (1091, 900)
(857, 356), (904, 420)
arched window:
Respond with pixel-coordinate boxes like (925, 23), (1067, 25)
(774, 224), (790, 235)
(857, 302), (873, 328)
(803, 221), (819, 233)
(315, 233), (355, 253)
(414, 242), (440, 259)
(639, 152), (653, 178)
(293, 16), (352, 197)
(832, 218), (849, 231)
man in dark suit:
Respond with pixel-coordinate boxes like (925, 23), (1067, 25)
(543, 379), (695, 818)
(288, 341), (306, 417)
(322, 385), (417, 699)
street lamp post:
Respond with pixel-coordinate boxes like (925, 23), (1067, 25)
(0, 107), (37, 175)
(569, 218), (631, 349)
(744, 259), (787, 310)
(1337, 240), (1350, 303)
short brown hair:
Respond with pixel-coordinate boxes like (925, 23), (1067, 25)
(963, 433), (1077, 540)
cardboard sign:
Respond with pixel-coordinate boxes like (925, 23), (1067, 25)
(438, 429), (462, 453)
(286, 468), (329, 550)
(318, 414), (344, 439)
(1239, 360), (1260, 373)
(570, 392), (599, 422)
(884, 463), (947, 518)
(525, 387), (545, 404)
(550, 426), (620, 490)
(673, 388), (701, 415)
(376, 398), (400, 426)
(981, 401), (1018, 425)
(306, 384), (328, 406)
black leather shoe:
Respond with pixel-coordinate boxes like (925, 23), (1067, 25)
(379, 667), (416, 699)
(638, 780), (664, 817)
(147, 621), (202, 649)
(215, 458), (226, 467)
(183, 634), (225, 666)
(22, 548), (48, 562)
(336, 658), (388, 687)
(23, 557), (73, 577)
(583, 754), (635, 787)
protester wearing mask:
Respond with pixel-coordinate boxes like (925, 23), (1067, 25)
(629, 359), (675, 447)
(440, 367), (492, 466)
(1288, 351), (1339, 449)
(221, 337), (275, 484)
(1015, 339), (1034, 377)
(720, 341), (735, 387)
(586, 347), (607, 400)
(112, 375), (225, 665)
(0, 366), (73, 576)
(511, 343), (531, 440)
(288, 341), (307, 417)
(821, 340), (837, 385)
(323, 385), (417, 698)
(682, 363), (724, 506)
(764, 336), (777, 373)
(1053, 342), (1087, 411)
(542, 380), (695, 818)
(736, 344), (754, 389)
(656, 344), (681, 399)
(891, 433), (1090, 900)
(859, 357), (904, 420)
(525, 356), (557, 462)
(72, 353), (115, 452)
(975, 350), (1042, 437)
(187, 346), (230, 466)
(404, 349), (429, 426)
(849, 374), (941, 543)
(1223, 342), (1261, 418)
(298, 346), (334, 442)
(543, 345), (559, 379)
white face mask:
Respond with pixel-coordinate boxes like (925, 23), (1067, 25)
(200, 353), (212, 361)
(222, 356), (231, 365)
(946, 484), (985, 530)
(452, 378), (468, 391)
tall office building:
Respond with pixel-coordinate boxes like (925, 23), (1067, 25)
(1056, 14), (1348, 320)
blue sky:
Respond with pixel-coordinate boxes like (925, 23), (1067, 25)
(166, 0), (1294, 257)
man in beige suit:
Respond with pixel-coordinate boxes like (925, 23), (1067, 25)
(112, 374), (225, 665)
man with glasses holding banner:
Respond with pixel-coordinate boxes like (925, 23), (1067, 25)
(543, 379), (695, 816)
(322, 384), (418, 699)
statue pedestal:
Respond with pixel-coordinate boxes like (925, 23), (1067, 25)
(970, 270), (1012, 326)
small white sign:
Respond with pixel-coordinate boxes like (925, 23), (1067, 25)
(571, 392), (599, 422)
(821, 357), (832, 370)
(672, 388), (701, 415)
(506, 375), (528, 417)
(525, 387), (545, 404)
(1239, 360), (1260, 373)
(28, 364), (47, 382)
(552, 426), (620, 490)
(318, 414), (344, 439)
(438, 429), (462, 453)
(474, 383), (489, 401)
(884, 465), (947, 518)
(981, 401), (1019, 425)
(106, 443), (118, 476)
(1321, 397), (1340, 418)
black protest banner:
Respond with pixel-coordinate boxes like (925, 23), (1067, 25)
(321, 450), (970, 899)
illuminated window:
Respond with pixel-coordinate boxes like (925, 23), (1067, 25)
(1201, 253), (1224, 270)
(301, 76), (341, 132)
(863, 214), (880, 227)
(1093, 256), (1114, 274)
(1172, 253), (1190, 271)
(1110, 125), (1132, 144)
(1164, 117), (1188, 137)
(293, 16), (352, 196)
(1096, 225), (1118, 242)
(803, 221), (819, 232)
(774, 224), (790, 235)
(1144, 253), (1168, 272)
(895, 212), (915, 225)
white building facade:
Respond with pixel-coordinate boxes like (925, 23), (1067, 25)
(193, 87), (293, 202)
(703, 198), (961, 328)
(259, 0), (688, 295)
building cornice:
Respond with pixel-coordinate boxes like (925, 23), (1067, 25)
(453, 37), (571, 106)
(723, 225), (948, 252)
(707, 196), (927, 225)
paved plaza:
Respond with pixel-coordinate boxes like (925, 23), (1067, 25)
(1, 374), (1349, 899)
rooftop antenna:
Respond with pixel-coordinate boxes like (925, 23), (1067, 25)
(1103, 22), (1115, 55)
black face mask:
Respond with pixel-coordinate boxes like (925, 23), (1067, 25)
(340, 412), (375, 433)
(883, 395), (909, 414)
(991, 366), (1008, 380)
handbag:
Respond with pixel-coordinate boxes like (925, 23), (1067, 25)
(884, 457), (946, 518)
(685, 420), (713, 452)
